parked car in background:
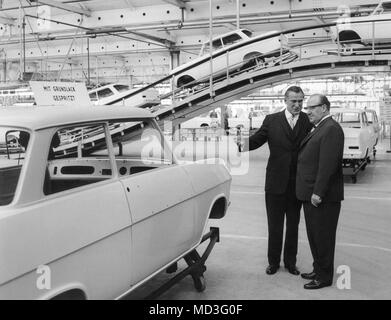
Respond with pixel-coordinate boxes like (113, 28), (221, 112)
(332, 108), (379, 165)
(0, 105), (231, 299)
(170, 29), (293, 88)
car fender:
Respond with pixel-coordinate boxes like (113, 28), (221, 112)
(40, 283), (88, 300)
(207, 193), (229, 219)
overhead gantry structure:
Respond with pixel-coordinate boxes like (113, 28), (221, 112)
(108, 17), (391, 128)
(0, 0), (389, 84)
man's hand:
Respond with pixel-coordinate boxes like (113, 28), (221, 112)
(236, 141), (244, 152)
(311, 194), (322, 207)
(233, 136), (244, 152)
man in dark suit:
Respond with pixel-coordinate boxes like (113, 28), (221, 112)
(296, 94), (344, 289)
(242, 86), (312, 276)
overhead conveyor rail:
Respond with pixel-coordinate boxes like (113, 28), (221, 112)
(106, 22), (331, 105)
(109, 16), (391, 127)
(153, 57), (391, 128)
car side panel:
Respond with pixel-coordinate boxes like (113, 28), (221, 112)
(353, 20), (391, 42)
(343, 127), (373, 160)
(175, 36), (283, 86)
(0, 228), (132, 300)
(181, 163), (231, 237)
(332, 15), (391, 43)
(359, 128), (373, 157)
(129, 201), (197, 285)
(119, 166), (198, 284)
(0, 181), (132, 298)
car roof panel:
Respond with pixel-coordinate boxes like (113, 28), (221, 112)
(0, 105), (154, 131)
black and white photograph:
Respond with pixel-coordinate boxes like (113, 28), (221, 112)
(0, 0), (390, 304)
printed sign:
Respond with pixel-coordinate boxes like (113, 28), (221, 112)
(30, 81), (91, 107)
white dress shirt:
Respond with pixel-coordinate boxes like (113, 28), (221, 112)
(285, 109), (299, 129)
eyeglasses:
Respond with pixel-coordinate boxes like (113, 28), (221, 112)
(304, 103), (324, 111)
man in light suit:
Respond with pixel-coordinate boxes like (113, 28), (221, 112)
(296, 94), (344, 289)
(242, 86), (312, 276)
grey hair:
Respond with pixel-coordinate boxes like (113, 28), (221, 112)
(284, 86), (304, 98)
(319, 95), (331, 110)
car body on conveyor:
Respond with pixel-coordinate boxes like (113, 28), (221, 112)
(170, 28), (293, 88)
(88, 83), (160, 108)
(0, 105), (231, 300)
(331, 12), (391, 45)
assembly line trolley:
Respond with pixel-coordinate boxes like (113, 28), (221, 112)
(342, 155), (371, 184)
(143, 227), (220, 299)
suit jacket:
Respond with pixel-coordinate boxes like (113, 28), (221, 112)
(296, 116), (344, 202)
(248, 111), (312, 194)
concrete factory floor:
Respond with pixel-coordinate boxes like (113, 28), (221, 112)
(124, 135), (391, 300)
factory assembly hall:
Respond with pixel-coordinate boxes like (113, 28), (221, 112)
(0, 0), (391, 301)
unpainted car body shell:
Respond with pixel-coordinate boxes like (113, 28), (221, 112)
(0, 105), (231, 300)
(170, 29), (287, 87)
(89, 84), (160, 107)
(332, 108), (379, 161)
(330, 13), (391, 44)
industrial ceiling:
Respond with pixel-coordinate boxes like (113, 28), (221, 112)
(0, 0), (388, 85)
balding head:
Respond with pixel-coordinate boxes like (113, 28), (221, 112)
(308, 94), (330, 110)
(304, 94), (331, 124)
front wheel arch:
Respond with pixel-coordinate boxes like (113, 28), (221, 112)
(243, 51), (263, 62)
(50, 289), (87, 300)
(338, 30), (361, 43)
(209, 197), (227, 219)
(177, 75), (196, 88)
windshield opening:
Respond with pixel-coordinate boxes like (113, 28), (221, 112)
(0, 127), (30, 206)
